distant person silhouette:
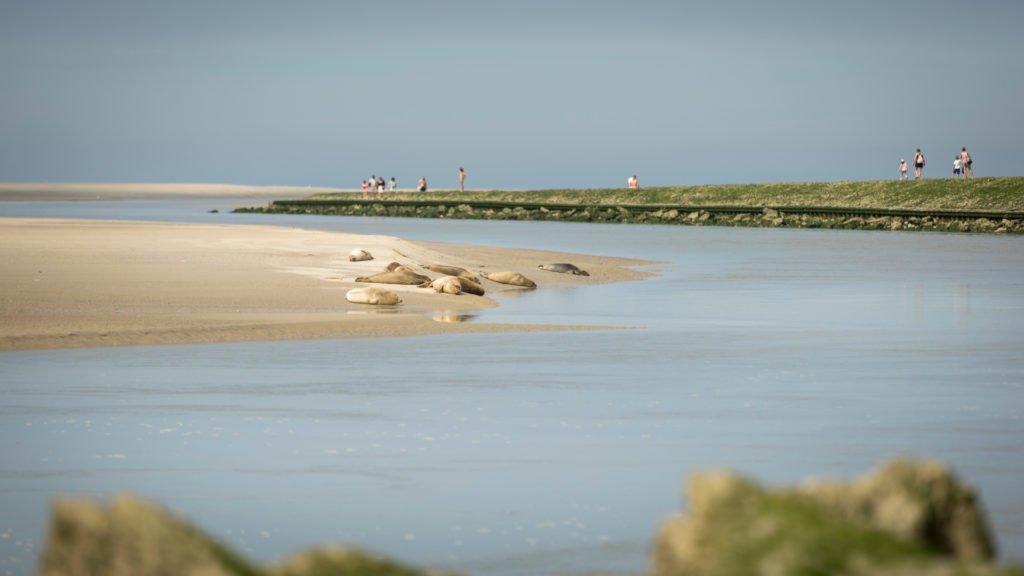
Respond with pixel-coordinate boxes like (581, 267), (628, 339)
(899, 159), (908, 181)
(913, 149), (925, 180)
(458, 167), (466, 192)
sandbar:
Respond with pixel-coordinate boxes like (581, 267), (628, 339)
(0, 182), (340, 201)
(0, 218), (655, 352)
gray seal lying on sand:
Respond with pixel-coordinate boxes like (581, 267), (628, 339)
(481, 271), (537, 288)
(345, 287), (401, 305)
(538, 263), (589, 276)
(355, 268), (431, 285)
(385, 262), (418, 273)
(454, 276), (485, 296)
(348, 248), (373, 262)
(422, 264), (479, 283)
(423, 276), (463, 295)
(421, 275), (486, 296)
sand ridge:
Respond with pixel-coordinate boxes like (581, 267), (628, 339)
(0, 218), (655, 351)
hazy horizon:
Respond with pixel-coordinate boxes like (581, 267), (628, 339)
(1, 1), (1021, 190)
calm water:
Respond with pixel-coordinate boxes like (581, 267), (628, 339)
(1, 199), (1023, 575)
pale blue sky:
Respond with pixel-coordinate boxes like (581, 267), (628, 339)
(1, 0), (1021, 189)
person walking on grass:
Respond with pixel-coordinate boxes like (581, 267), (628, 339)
(961, 148), (973, 179)
(899, 159), (908, 181)
(914, 149), (925, 180)
(953, 156), (962, 179)
(458, 167), (466, 192)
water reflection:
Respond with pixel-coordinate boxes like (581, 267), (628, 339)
(345, 308), (404, 315)
(432, 311), (478, 323)
(489, 287), (537, 298)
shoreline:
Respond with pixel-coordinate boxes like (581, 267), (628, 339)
(0, 217), (655, 352)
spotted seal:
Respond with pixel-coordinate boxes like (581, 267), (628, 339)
(345, 287), (402, 305)
(385, 262), (417, 273)
(481, 271), (537, 288)
(348, 248), (373, 262)
(422, 264), (479, 283)
(355, 268), (431, 285)
(454, 276), (486, 296)
(538, 263), (589, 276)
(423, 275), (463, 295)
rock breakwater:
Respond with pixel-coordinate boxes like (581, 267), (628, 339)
(238, 201), (1024, 234)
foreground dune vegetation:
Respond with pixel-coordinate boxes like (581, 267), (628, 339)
(39, 459), (1024, 576)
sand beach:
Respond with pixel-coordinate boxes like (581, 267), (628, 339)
(0, 216), (652, 352)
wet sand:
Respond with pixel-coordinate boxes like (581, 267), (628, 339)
(0, 217), (654, 352)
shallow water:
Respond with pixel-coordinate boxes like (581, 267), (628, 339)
(1, 200), (1023, 575)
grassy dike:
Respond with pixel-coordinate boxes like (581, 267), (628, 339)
(238, 177), (1024, 234)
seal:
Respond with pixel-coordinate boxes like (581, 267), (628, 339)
(481, 271), (536, 289)
(385, 262), (417, 273)
(423, 275), (463, 295)
(538, 263), (590, 276)
(454, 276), (486, 296)
(345, 287), (401, 306)
(355, 269), (431, 285)
(348, 248), (373, 262)
(422, 264), (479, 283)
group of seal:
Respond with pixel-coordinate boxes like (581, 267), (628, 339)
(346, 251), (590, 306)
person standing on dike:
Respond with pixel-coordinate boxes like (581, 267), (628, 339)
(458, 167), (466, 192)
(899, 159), (908, 181)
(913, 149), (925, 180)
(961, 147), (973, 179)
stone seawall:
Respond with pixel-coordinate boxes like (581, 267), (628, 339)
(238, 202), (1024, 234)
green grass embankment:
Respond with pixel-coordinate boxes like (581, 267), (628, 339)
(239, 177), (1024, 233)
(309, 177), (1024, 212)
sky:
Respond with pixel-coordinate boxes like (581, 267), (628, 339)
(1, 0), (1021, 189)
